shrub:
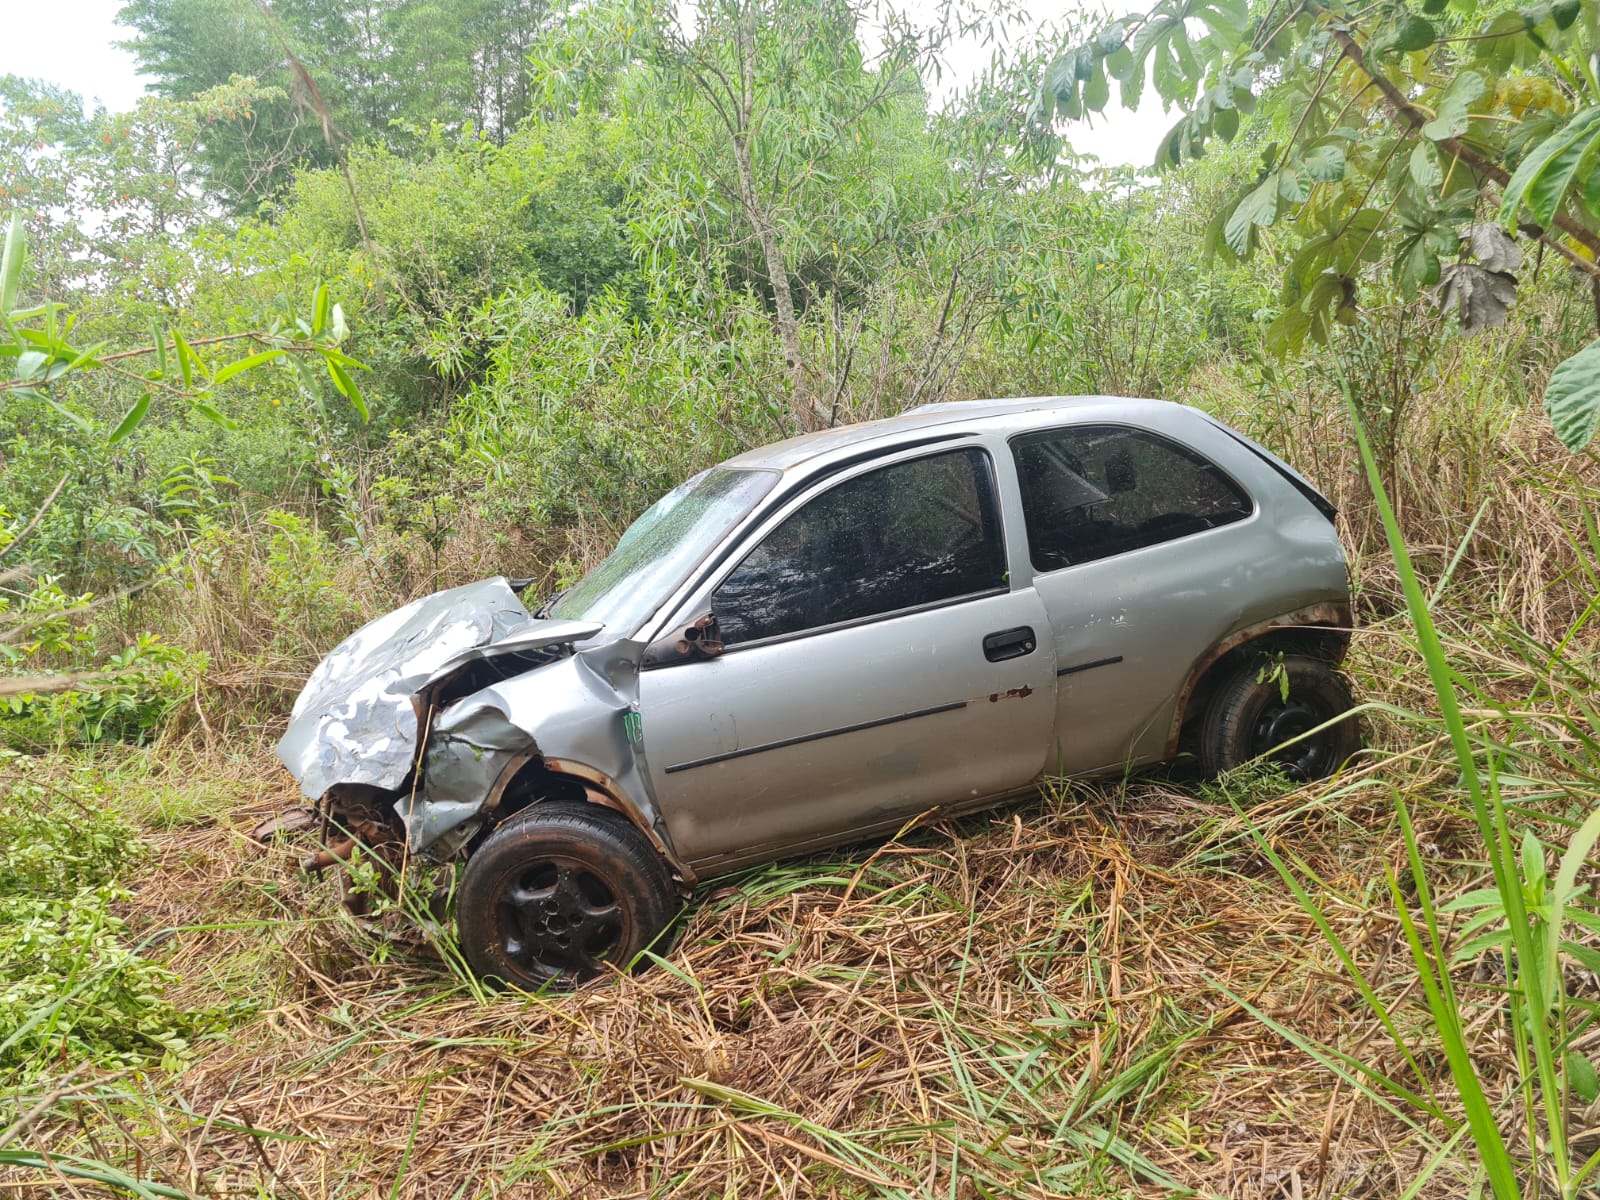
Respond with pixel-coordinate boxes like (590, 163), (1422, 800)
(0, 764), (192, 1080)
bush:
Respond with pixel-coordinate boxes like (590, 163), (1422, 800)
(0, 763), (192, 1080)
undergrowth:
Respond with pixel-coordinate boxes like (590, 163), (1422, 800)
(0, 760), (195, 1084)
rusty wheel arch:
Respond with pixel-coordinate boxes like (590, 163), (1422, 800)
(1165, 601), (1354, 758)
(485, 754), (697, 888)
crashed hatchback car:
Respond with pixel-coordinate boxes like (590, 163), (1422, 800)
(277, 397), (1358, 988)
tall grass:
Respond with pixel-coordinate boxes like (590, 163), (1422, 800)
(1230, 385), (1600, 1199)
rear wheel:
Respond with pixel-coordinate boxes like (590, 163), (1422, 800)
(457, 803), (675, 989)
(1199, 654), (1359, 781)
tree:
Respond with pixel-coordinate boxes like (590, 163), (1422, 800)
(567, 0), (932, 429)
(118, 0), (556, 206)
(0, 74), (283, 305)
(1, 212), (368, 446)
(1036, 0), (1600, 449)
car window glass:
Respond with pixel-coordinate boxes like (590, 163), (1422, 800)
(551, 467), (778, 633)
(713, 447), (1006, 645)
(1012, 425), (1251, 570)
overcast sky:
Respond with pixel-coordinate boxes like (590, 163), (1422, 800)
(1, 0), (1172, 167)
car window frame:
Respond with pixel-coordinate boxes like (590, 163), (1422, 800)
(650, 440), (1013, 655)
(1006, 421), (1257, 576)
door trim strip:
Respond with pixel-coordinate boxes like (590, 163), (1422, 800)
(663, 699), (969, 774)
(1057, 655), (1124, 677)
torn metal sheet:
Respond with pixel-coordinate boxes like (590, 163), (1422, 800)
(275, 577), (601, 803)
(402, 638), (663, 857)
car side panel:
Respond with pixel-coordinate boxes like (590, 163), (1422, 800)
(641, 587), (1058, 870)
(1024, 415), (1349, 775)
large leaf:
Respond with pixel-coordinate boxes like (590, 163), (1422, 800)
(1544, 337), (1600, 451)
(1499, 107), (1600, 227)
(0, 212), (23, 321)
(1224, 174), (1279, 256)
(1421, 71), (1486, 141)
(1467, 223), (1522, 273)
(1303, 143), (1346, 182)
(1410, 142), (1443, 190)
(1436, 263), (1517, 334)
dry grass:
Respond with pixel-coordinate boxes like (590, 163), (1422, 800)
(0, 722), (1508, 1199)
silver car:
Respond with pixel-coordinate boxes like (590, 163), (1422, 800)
(275, 397), (1358, 988)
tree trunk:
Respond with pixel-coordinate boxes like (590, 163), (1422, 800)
(732, 11), (824, 430)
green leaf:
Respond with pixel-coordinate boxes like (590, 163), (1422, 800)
(171, 330), (196, 388)
(16, 348), (47, 381)
(312, 282), (330, 338)
(1277, 165), (1309, 203)
(1543, 337), (1600, 451)
(1521, 828), (1547, 890)
(1422, 71), (1486, 141)
(1569, 1054), (1600, 1105)
(190, 401), (238, 430)
(1422, 0), (1448, 12)
(1410, 142), (1443, 190)
(326, 358), (370, 422)
(1551, 0), (1579, 28)
(1330, 209), (1386, 273)
(1264, 304), (1312, 356)
(1391, 14), (1438, 52)
(211, 348), (284, 385)
(1499, 107), (1600, 227)
(1563, 942), (1600, 973)
(1083, 60), (1110, 113)
(107, 393), (152, 445)
(1119, 55), (1145, 110)
(1303, 144), (1346, 182)
(0, 212), (24, 319)
(1399, 237), (1441, 295)
(1476, 10), (1528, 72)
(1224, 175), (1279, 256)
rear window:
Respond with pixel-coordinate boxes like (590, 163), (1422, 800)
(1011, 425), (1252, 570)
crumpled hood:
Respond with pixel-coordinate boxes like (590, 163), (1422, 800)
(276, 577), (602, 800)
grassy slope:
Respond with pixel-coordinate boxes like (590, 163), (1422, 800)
(6, 383), (1600, 1198)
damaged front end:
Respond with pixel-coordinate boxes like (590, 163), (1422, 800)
(269, 577), (675, 890)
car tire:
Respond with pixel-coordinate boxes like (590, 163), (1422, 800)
(1199, 654), (1360, 781)
(456, 802), (676, 989)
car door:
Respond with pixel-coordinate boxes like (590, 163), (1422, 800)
(1010, 422), (1260, 774)
(638, 443), (1058, 871)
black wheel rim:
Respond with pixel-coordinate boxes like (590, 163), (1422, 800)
(1249, 698), (1338, 781)
(495, 856), (625, 980)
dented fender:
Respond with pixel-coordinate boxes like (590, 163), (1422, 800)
(403, 639), (677, 872)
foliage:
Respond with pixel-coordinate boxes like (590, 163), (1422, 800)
(1037, 0), (1600, 448)
(0, 761), (192, 1082)
(1, 211), (370, 445)
(118, 0), (558, 204)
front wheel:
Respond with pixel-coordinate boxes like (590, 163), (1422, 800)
(1198, 654), (1360, 781)
(456, 802), (676, 989)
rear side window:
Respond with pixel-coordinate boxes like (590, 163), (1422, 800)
(1011, 425), (1252, 571)
(713, 447), (1007, 645)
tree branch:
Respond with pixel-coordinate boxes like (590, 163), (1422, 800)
(1331, 27), (1600, 277)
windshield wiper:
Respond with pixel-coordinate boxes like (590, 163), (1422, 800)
(533, 587), (567, 619)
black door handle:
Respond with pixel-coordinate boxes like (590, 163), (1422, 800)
(983, 626), (1036, 662)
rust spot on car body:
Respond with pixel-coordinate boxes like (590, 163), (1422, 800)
(987, 686), (1034, 702)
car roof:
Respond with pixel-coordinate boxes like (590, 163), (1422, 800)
(718, 395), (1187, 474)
